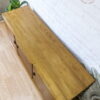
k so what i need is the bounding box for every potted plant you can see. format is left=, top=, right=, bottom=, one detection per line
left=6, top=0, right=28, bottom=11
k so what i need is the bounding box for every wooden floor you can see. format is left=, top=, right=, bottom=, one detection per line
left=3, top=6, right=95, bottom=100
left=0, top=21, right=43, bottom=100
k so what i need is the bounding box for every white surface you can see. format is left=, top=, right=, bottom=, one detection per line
left=21, top=0, right=100, bottom=81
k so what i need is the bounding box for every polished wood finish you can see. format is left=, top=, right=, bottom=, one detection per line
left=17, top=47, right=54, bottom=100
left=0, top=21, right=44, bottom=100
left=3, top=6, right=95, bottom=100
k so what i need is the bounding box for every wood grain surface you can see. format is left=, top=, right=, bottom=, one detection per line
left=0, top=21, right=44, bottom=100
left=3, top=6, right=95, bottom=100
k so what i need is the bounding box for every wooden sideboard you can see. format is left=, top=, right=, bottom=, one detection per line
left=2, top=6, right=95, bottom=100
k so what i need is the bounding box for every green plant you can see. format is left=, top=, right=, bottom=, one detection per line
left=6, top=0, right=28, bottom=11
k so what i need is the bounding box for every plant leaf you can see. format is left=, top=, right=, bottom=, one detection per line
left=6, top=0, right=28, bottom=11
left=7, top=3, right=12, bottom=11
left=20, top=1, right=28, bottom=7
left=11, top=0, right=20, bottom=8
